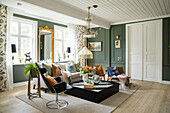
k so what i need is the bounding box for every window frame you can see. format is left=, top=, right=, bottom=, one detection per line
left=11, top=17, right=38, bottom=63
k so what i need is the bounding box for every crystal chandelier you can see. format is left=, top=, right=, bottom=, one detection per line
left=83, top=6, right=98, bottom=38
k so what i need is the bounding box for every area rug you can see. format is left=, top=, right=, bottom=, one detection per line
left=17, top=85, right=140, bottom=113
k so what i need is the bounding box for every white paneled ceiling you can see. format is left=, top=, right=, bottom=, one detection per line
left=61, top=0, right=170, bottom=24
left=1, top=0, right=170, bottom=28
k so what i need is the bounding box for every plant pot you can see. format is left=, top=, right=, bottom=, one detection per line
left=30, top=69, right=37, bottom=78
left=19, top=60, right=22, bottom=63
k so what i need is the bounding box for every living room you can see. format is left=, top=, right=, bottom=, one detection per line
left=0, top=0, right=170, bottom=113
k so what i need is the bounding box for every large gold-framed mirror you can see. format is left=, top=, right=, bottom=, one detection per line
left=38, top=26, right=53, bottom=63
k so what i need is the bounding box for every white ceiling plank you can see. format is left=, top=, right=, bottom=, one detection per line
left=152, top=0, right=163, bottom=16
left=163, top=0, right=170, bottom=14
left=158, top=0, right=167, bottom=14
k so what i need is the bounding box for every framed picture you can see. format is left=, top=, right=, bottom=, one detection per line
left=88, top=42, right=102, bottom=51
left=115, top=40, right=120, bottom=48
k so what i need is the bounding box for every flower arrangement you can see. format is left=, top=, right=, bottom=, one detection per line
left=80, top=66, right=93, bottom=74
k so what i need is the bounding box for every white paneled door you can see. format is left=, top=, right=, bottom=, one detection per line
left=126, top=20, right=162, bottom=82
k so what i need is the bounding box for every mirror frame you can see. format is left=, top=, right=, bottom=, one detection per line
left=38, top=26, right=54, bottom=63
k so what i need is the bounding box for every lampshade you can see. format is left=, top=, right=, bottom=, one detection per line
left=66, top=47, right=71, bottom=53
left=11, top=44, right=16, bottom=53
left=78, top=46, right=93, bottom=59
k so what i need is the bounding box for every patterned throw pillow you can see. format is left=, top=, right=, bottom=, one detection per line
left=108, top=66, right=120, bottom=77
left=67, top=65, right=76, bottom=73
left=52, top=64, right=62, bottom=77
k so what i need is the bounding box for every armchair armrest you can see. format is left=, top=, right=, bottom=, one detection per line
left=52, top=82, right=66, bottom=93
left=54, top=76, right=62, bottom=82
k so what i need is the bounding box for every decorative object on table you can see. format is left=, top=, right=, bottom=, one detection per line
left=11, top=44, right=16, bottom=63
left=78, top=46, right=93, bottom=66
left=83, top=5, right=98, bottom=38
left=18, top=58, right=24, bottom=63
left=115, top=40, right=120, bottom=48
left=24, top=63, right=41, bottom=99
left=88, top=42, right=102, bottom=51
left=80, top=66, right=93, bottom=83
left=84, top=83, right=94, bottom=88
left=24, top=52, right=32, bottom=63
left=66, top=47, right=71, bottom=60
left=92, top=75, right=100, bottom=84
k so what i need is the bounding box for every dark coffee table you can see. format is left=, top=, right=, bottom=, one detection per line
left=65, top=80, right=119, bottom=103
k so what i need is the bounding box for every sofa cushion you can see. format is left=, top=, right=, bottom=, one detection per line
left=52, top=64, right=62, bottom=77
left=67, top=65, right=76, bottom=73
left=108, top=66, right=120, bottom=77
left=42, top=63, right=52, bottom=76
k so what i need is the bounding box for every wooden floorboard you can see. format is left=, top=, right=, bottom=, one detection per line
left=0, top=80, right=170, bottom=113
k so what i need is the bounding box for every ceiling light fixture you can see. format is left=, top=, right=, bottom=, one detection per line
left=83, top=5, right=98, bottom=38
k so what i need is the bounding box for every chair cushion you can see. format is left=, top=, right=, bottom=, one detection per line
left=97, top=65, right=104, bottom=75
left=52, top=64, right=62, bottom=77
left=42, top=63, right=52, bottom=76
left=45, top=76, right=58, bottom=85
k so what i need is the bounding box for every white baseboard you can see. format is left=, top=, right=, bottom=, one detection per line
left=162, top=80, right=170, bottom=84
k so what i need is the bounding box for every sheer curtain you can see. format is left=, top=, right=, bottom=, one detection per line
left=6, top=7, right=13, bottom=90
left=67, top=24, right=78, bottom=63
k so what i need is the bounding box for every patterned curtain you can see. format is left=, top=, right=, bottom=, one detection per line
left=77, top=25, right=86, bottom=66
left=0, top=4, right=7, bottom=91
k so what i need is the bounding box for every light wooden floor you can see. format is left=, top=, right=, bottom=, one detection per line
left=0, top=80, right=170, bottom=113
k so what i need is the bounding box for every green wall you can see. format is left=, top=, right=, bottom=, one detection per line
left=87, top=28, right=109, bottom=72
left=163, top=17, right=170, bottom=81
left=87, top=25, right=126, bottom=72
left=110, top=25, right=126, bottom=71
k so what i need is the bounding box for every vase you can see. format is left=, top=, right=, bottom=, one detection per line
left=82, top=74, right=88, bottom=83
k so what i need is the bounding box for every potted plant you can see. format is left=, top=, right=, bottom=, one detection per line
left=24, top=63, right=39, bottom=78
left=18, top=58, right=24, bottom=63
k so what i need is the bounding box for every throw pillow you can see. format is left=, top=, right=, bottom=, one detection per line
left=67, top=65, right=76, bottom=73
left=74, top=62, right=81, bottom=72
left=56, top=63, right=66, bottom=71
left=97, top=65, right=104, bottom=76
left=45, top=76, right=57, bottom=85
left=61, top=73, right=70, bottom=83
left=113, top=66, right=120, bottom=75
left=108, top=66, right=120, bottom=77
left=42, top=63, right=52, bottom=76
left=52, top=64, right=62, bottom=77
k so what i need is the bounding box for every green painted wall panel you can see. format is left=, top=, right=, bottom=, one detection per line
left=163, top=17, right=170, bottom=81
left=87, top=27, right=109, bottom=72
left=110, top=24, right=126, bottom=71
left=13, top=65, right=27, bottom=83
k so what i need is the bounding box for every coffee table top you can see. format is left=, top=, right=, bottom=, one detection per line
left=70, top=80, right=116, bottom=92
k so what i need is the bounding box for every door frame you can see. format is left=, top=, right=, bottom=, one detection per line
left=126, top=19, right=162, bottom=83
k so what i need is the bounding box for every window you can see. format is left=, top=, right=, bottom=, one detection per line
left=10, top=17, right=37, bottom=63
left=54, top=26, right=68, bottom=62
left=54, top=25, right=77, bottom=62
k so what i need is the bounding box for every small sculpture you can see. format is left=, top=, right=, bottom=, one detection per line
left=24, top=52, right=32, bottom=63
